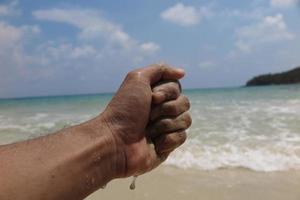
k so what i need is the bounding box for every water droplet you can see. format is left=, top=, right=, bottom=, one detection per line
left=130, top=175, right=138, bottom=190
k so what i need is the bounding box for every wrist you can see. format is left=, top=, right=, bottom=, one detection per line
left=82, top=114, right=127, bottom=179
left=97, top=113, right=128, bottom=178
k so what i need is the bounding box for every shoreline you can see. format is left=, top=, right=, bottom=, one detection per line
left=86, top=166, right=300, bottom=200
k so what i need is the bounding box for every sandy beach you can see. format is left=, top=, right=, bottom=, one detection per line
left=86, top=166, right=300, bottom=200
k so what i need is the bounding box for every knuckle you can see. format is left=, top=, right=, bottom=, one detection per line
left=162, top=90, right=178, bottom=100
left=169, top=81, right=179, bottom=90
left=126, top=70, right=142, bottom=80
left=152, top=63, right=168, bottom=72
left=167, top=89, right=179, bottom=100
left=153, top=81, right=180, bottom=100
left=163, top=83, right=180, bottom=98
left=126, top=71, right=137, bottom=79
left=183, top=112, right=192, bottom=128
left=177, top=131, right=187, bottom=145
left=158, top=118, right=172, bottom=130
left=182, top=95, right=191, bottom=110
left=170, top=105, right=179, bottom=115
left=152, top=63, right=165, bottom=69
left=163, top=103, right=178, bottom=115
left=171, top=84, right=181, bottom=97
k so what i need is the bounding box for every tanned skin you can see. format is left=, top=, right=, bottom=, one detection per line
left=0, top=64, right=191, bottom=200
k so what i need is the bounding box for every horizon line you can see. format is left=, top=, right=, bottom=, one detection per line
left=0, top=85, right=245, bottom=101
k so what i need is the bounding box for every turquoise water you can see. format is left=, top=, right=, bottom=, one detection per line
left=1, top=85, right=300, bottom=171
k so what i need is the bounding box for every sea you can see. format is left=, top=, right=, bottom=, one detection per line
left=1, top=85, right=300, bottom=172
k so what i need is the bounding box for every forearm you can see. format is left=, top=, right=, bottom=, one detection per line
left=0, top=64, right=189, bottom=200
left=0, top=116, right=121, bottom=200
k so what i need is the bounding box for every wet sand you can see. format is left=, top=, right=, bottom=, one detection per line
left=86, top=166, right=300, bottom=200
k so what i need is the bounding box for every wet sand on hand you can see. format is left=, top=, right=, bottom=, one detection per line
left=86, top=166, right=300, bottom=200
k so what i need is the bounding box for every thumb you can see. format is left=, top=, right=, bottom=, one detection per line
left=131, top=64, right=185, bottom=85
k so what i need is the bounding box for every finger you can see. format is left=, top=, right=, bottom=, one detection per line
left=126, top=64, right=185, bottom=85
left=147, top=112, right=192, bottom=139
left=154, top=131, right=187, bottom=156
left=152, top=80, right=182, bottom=104
left=150, top=95, right=190, bottom=121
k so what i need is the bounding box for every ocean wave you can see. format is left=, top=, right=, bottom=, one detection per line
left=27, top=113, right=49, bottom=121
left=168, top=96, right=300, bottom=172
left=0, top=113, right=95, bottom=144
left=165, top=140, right=300, bottom=172
left=0, top=122, right=60, bottom=133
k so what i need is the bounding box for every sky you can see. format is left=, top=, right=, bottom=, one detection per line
left=0, top=0, right=300, bottom=98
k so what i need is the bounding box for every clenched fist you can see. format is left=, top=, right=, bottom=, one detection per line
left=99, top=64, right=191, bottom=177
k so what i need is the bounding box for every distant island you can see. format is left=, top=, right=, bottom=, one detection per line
left=246, top=66, right=300, bottom=86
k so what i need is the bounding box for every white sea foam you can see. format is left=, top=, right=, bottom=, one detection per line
left=0, top=113, right=94, bottom=144
left=165, top=139, right=300, bottom=172
left=28, top=113, right=49, bottom=121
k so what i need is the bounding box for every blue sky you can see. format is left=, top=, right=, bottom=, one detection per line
left=0, top=0, right=300, bottom=98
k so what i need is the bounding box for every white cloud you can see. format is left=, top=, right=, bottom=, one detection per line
left=199, top=61, right=216, bottom=69
left=235, top=14, right=294, bottom=52
left=33, top=9, right=132, bottom=48
left=33, top=8, right=159, bottom=54
left=0, top=21, right=22, bottom=47
left=140, top=42, right=160, bottom=54
left=0, top=21, right=42, bottom=95
left=39, top=42, right=98, bottom=61
left=160, top=3, right=212, bottom=26
left=271, top=0, right=298, bottom=8
left=0, top=21, right=39, bottom=54
left=0, top=5, right=9, bottom=16
left=0, top=7, right=162, bottom=97
left=70, top=45, right=97, bottom=59
left=221, top=7, right=267, bottom=20
left=0, top=0, right=19, bottom=16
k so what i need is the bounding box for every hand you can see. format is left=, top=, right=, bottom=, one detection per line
left=99, top=64, right=191, bottom=178
left=149, top=80, right=191, bottom=160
